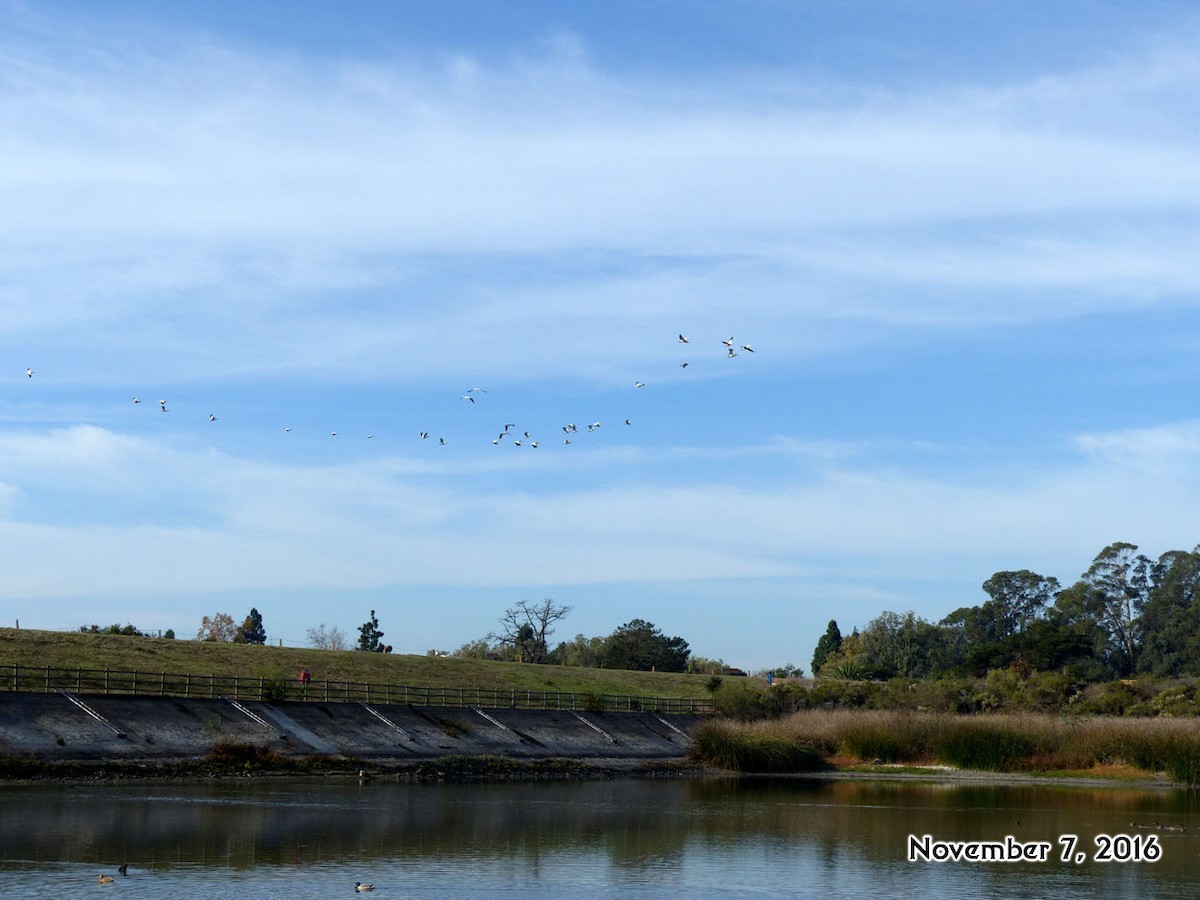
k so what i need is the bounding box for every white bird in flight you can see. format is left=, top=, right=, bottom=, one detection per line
left=678, top=334, right=689, bottom=344
left=208, top=414, right=217, bottom=422
left=635, top=381, right=645, bottom=388
left=25, top=368, right=32, bottom=378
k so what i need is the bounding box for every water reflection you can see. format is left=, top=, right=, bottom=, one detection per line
left=1, top=777, right=1198, bottom=897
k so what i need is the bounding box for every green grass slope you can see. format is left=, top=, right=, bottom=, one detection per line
left=0, top=629, right=713, bottom=699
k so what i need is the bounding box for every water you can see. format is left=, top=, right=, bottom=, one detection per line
left=1, top=776, right=1198, bottom=897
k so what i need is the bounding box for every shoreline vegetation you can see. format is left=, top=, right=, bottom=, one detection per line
left=690, top=710, right=1200, bottom=786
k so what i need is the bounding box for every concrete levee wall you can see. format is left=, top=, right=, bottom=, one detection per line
left=0, top=692, right=700, bottom=763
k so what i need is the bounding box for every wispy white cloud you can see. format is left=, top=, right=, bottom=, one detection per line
left=2, top=12, right=1200, bottom=387
left=1, top=420, right=1197, bottom=617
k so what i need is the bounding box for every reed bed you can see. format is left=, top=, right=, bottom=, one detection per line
left=690, top=710, right=1200, bottom=784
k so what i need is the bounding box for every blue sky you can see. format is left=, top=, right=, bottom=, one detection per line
left=3, top=1, right=1200, bottom=671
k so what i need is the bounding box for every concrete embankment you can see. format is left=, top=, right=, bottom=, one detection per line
left=0, top=692, right=700, bottom=767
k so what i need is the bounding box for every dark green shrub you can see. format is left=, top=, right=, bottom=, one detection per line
left=762, top=682, right=809, bottom=718
left=712, top=682, right=765, bottom=720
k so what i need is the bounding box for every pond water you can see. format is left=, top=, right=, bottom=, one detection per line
left=1, top=776, right=1198, bottom=897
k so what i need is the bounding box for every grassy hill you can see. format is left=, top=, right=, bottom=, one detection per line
left=0, top=629, right=715, bottom=699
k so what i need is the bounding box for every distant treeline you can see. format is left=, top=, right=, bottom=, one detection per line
left=457, top=613, right=700, bottom=673
left=814, top=541, right=1200, bottom=682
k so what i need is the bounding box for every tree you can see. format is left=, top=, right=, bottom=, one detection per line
left=812, top=620, right=843, bottom=675
left=1052, top=581, right=1114, bottom=679
left=306, top=623, right=347, bottom=651
left=853, top=611, right=947, bottom=679
left=1083, top=542, right=1151, bottom=674
left=498, top=599, right=572, bottom=664
left=548, top=633, right=608, bottom=668
left=1137, top=548, right=1200, bottom=677
left=197, top=612, right=237, bottom=642
left=686, top=655, right=729, bottom=675
left=603, top=619, right=690, bottom=672
left=236, top=607, right=267, bottom=645
left=453, top=637, right=498, bottom=660
left=980, top=570, right=1060, bottom=638
left=79, top=623, right=146, bottom=636
left=357, top=610, right=391, bottom=653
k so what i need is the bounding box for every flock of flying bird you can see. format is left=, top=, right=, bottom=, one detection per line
left=22, top=334, right=755, bottom=451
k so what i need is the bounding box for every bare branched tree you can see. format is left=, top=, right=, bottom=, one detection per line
left=497, top=599, right=572, bottom=663
left=306, top=622, right=347, bottom=651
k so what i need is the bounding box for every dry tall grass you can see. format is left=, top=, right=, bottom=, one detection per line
left=692, top=710, right=1200, bottom=784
